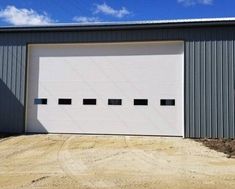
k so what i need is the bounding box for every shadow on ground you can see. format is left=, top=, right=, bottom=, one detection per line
left=0, top=134, right=20, bottom=140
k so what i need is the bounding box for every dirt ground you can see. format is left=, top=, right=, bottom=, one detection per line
left=0, top=135, right=235, bottom=189
left=197, top=139, right=235, bottom=158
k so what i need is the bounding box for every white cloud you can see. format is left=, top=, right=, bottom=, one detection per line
left=94, top=3, right=130, bottom=18
left=178, top=0, right=213, bottom=6
left=73, top=16, right=100, bottom=23
left=0, top=5, right=54, bottom=26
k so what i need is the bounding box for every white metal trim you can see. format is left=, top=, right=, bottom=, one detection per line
left=24, top=46, right=31, bottom=133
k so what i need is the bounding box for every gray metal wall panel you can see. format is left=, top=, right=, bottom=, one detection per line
left=223, top=41, right=229, bottom=138
left=195, top=41, right=201, bottom=138
left=200, top=41, right=206, bottom=138
left=0, top=26, right=234, bottom=138
left=211, top=41, right=218, bottom=138
left=189, top=41, right=195, bottom=137
left=217, top=40, right=223, bottom=137
left=205, top=40, right=212, bottom=138
left=0, top=45, right=25, bottom=133
left=229, top=40, right=234, bottom=137
left=185, top=42, right=190, bottom=137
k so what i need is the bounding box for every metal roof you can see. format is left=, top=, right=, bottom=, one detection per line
left=1, top=17, right=235, bottom=32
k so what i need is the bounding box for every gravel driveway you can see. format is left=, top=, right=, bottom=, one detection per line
left=0, top=135, right=235, bottom=189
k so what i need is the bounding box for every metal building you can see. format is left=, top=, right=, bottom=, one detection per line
left=0, top=18, right=234, bottom=138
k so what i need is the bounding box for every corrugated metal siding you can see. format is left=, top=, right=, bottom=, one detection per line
left=0, top=26, right=234, bottom=138
left=0, top=44, right=26, bottom=133
left=184, top=28, right=235, bottom=138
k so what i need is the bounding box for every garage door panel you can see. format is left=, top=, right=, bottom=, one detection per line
left=30, top=42, right=183, bottom=57
left=39, top=57, right=182, bottom=82
left=27, top=42, right=184, bottom=136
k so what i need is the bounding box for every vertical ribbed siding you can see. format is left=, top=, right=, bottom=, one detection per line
left=185, top=38, right=235, bottom=138
left=0, top=26, right=234, bottom=138
left=0, top=45, right=26, bottom=133
left=185, top=42, right=190, bottom=137
left=200, top=40, right=206, bottom=138
left=228, top=40, right=234, bottom=137
left=205, top=40, right=212, bottom=137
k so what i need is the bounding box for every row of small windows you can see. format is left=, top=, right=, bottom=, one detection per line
left=34, top=98, right=175, bottom=106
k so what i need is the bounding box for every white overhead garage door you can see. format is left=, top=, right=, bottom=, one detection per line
left=26, top=41, right=184, bottom=136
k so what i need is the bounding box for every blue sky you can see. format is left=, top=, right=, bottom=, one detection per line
left=0, top=0, right=234, bottom=26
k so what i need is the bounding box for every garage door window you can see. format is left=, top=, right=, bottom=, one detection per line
left=34, top=98, right=47, bottom=105
left=134, top=99, right=148, bottom=106
left=83, top=99, right=97, bottom=105
left=160, top=99, right=175, bottom=106
left=58, top=98, right=72, bottom=105
left=108, top=99, right=122, bottom=105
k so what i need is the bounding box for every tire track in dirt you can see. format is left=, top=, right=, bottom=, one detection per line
left=123, top=137, right=162, bottom=172
left=57, top=135, right=104, bottom=188
left=57, top=135, right=119, bottom=188
left=123, top=137, right=212, bottom=177
left=89, top=136, right=129, bottom=164
left=56, top=136, right=77, bottom=181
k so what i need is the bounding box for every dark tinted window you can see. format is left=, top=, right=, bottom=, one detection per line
left=108, top=99, right=122, bottom=105
left=160, top=99, right=175, bottom=106
left=58, top=98, right=72, bottom=105
left=134, top=99, right=148, bottom=106
left=34, top=98, right=47, bottom=105
left=83, top=99, right=96, bottom=105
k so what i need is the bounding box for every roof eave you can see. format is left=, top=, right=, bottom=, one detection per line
left=0, top=19, right=235, bottom=32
